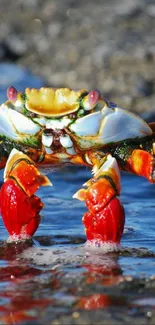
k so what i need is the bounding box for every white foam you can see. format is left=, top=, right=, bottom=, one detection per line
left=84, top=240, right=121, bottom=254
left=17, top=239, right=123, bottom=267
left=7, top=233, right=31, bottom=243
left=19, top=243, right=122, bottom=268
left=20, top=247, right=60, bottom=265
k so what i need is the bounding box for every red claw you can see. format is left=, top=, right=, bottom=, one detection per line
left=83, top=197, right=125, bottom=244
left=7, top=86, right=18, bottom=102
left=0, top=149, right=51, bottom=240
left=0, top=179, right=43, bottom=239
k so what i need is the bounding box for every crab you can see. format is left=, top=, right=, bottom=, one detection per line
left=0, top=86, right=155, bottom=243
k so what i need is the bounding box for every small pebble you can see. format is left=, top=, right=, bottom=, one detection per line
left=147, top=311, right=152, bottom=318
left=72, top=312, right=80, bottom=319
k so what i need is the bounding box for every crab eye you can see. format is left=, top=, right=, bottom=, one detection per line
left=7, top=86, right=18, bottom=102
left=88, top=89, right=101, bottom=108
left=82, top=89, right=101, bottom=111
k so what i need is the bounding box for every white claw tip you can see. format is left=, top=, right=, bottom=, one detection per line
left=72, top=192, right=78, bottom=199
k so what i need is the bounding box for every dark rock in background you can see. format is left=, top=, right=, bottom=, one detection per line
left=0, top=0, right=155, bottom=113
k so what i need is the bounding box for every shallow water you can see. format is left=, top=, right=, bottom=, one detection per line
left=0, top=65, right=155, bottom=324
left=0, top=167, right=155, bottom=324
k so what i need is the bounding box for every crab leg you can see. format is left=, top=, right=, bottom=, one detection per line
left=0, top=149, right=51, bottom=240
left=125, top=149, right=155, bottom=183
left=73, top=153, right=125, bottom=244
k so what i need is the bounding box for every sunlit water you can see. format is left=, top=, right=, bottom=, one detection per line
left=0, top=167, right=155, bottom=324
left=0, top=64, right=155, bottom=324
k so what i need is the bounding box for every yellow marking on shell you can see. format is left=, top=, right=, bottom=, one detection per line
left=24, top=88, right=87, bottom=117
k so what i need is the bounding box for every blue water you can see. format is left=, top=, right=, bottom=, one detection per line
left=0, top=63, right=44, bottom=103
left=0, top=65, right=155, bottom=324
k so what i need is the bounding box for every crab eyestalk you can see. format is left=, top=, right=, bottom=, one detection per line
left=7, top=86, right=18, bottom=102
left=88, top=89, right=101, bottom=108
left=82, top=89, right=102, bottom=110
left=0, top=149, right=51, bottom=240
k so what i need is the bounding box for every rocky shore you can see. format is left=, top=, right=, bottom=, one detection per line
left=0, top=0, right=155, bottom=113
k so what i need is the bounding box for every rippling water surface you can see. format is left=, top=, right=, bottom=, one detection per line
left=0, top=65, right=155, bottom=324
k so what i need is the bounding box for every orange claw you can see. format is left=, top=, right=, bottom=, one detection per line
left=0, top=149, right=51, bottom=240
left=126, top=149, right=155, bottom=183
left=85, top=178, right=117, bottom=214
left=4, top=149, right=51, bottom=196
left=74, top=178, right=117, bottom=214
